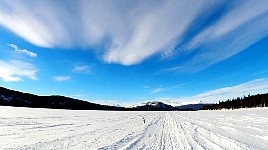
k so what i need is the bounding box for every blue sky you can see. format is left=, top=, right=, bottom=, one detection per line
left=0, top=0, right=268, bottom=106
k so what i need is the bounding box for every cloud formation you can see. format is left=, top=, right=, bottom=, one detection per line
left=8, top=43, right=37, bottom=57
left=181, top=1, right=268, bottom=71
left=178, top=78, right=268, bottom=103
left=53, top=76, right=70, bottom=81
left=151, top=84, right=183, bottom=94
left=0, top=1, right=268, bottom=69
left=72, top=65, right=90, bottom=74
left=151, top=88, right=164, bottom=94
left=0, top=60, right=37, bottom=82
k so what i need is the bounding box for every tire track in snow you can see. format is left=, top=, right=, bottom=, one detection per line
left=182, top=121, right=250, bottom=150
left=158, top=113, right=185, bottom=150
left=23, top=113, right=156, bottom=149
left=98, top=115, right=161, bottom=150
left=187, top=119, right=262, bottom=149
left=169, top=112, right=253, bottom=150
left=178, top=121, right=206, bottom=150
left=170, top=111, right=267, bottom=149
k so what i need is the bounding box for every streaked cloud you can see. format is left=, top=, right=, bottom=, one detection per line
left=0, top=0, right=267, bottom=70
left=154, top=66, right=182, bottom=75
left=8, top=43, right=37, bottom=57
left=103, top=0, right=205, bottom=65
left=0, top=60, right=37, bottom=82
left=143, top=86, right=150, bottom=89
left=151, top=84, right=183, bottom=94
left=176, top=78, right=268, bottom=103
left=164, top=66, right=181, bottom=73
left=151, top=88, right=164, bottom=94
left=180, top=1, right=268, bottom=72
left=248, top=70, right=268, bottom=77
left=53, top=76, right=70, bottom=81
left=72, top=65, right=90, bottom=74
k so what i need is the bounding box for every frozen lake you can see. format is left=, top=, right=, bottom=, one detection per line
left=1, top=106, right=268, bottom=149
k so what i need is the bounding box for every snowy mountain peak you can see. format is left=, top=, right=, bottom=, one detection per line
left=146, top=100, right=203, bottom=107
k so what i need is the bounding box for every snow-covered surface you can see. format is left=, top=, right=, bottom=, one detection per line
left=1, top=106, right=268, bottom=149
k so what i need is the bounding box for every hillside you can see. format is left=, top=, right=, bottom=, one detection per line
left=0, top=87, right=123, bottom=110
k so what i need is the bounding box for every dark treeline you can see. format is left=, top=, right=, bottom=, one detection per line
left=202, top=93, right=268, bottom=110
left=0, top=86, right=125, bottom=110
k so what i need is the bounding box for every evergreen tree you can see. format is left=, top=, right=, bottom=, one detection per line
left=202, top=93, right=268, bottom=110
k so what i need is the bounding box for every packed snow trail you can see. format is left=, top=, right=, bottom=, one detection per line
left=1, top=106, right=268, bottom=149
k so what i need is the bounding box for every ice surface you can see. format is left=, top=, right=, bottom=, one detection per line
left=1, top=106, right=268, bottom=149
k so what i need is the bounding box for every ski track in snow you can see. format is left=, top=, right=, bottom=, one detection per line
left=0, top=106, right=268, bottom=150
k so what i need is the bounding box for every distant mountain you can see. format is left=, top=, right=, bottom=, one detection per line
left=131, top=101, right=179, bottom=111
left=153, top=100, right=182, bottom=107
left=0, top=86, right=211, bottom=111
left=128, top=100, right=212, bottom=111
left=129, top=100, right=212, bottom=111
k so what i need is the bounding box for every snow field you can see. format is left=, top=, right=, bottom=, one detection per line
left=0, top=106, right=268, bottom=149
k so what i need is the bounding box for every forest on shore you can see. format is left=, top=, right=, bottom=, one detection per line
left=202, top=93, right=268, bottom=110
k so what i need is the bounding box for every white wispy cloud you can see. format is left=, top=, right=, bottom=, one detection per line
left=8, top=43, right=37, bottom=57
left=181, top=1, right=268, bottom=71
left=143, top=86, right=150, bottom=89
left=0, top=60, right=37, bottom=82
left=151, top=88, right=164, bottom=94
left=0, top=0, right=204, bottom=65
left=53, top=76, right=70, bottom=81
left=164, top=66, right=181, bottom=73
left=187, top=1, right=268, bottom=50
left=154, top=66, right=182, bottom=75
left=166, top=78, right=268, bottom=104
left=72, top=65, right=90, bottom=74
left=151, top=84, right=183, bottom=94
left=169, top=84, right=185, bottom=90
left=248, top=70, right=268, bottom=77
left=103, top=1, right=205, bottom=65
left=0, top=1, right=267, bottom=70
